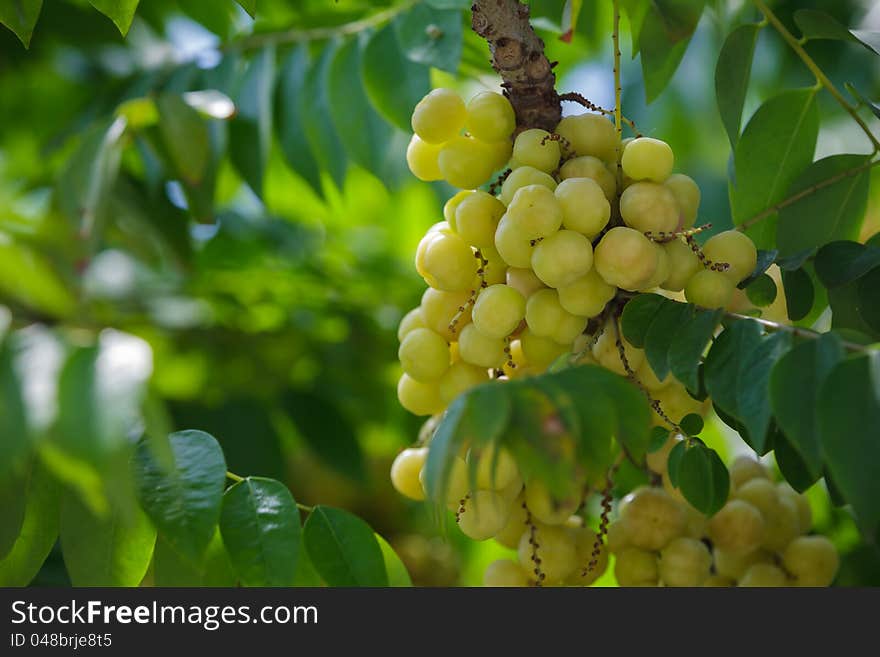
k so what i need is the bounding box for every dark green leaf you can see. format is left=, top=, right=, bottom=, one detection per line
left=857, top=268, right=880, bottom=333
left=733, top=89, right=819, bottom=248
left=818, top=353, right=880, bottom=543
left=777, top=154, right=872, bottom=257
left=621, top=0, right=649, bottom=56
left=277, top=46, right=323, bottom=194
left=738, top=249, right=779, bottom=289
left=0, top=340, right=29, bottom=477
left=394, top=3, right=462, bottom=73
left=89, top=0, right=139, bottom=35
left=668, top=307, right=722, bottom=392
left=229, top=46, right=275, bottom=197
left=794, top=9, right=857, bottom=43
left=639, top=3, right=698, bottom=103
left=220, top=477, right=301, bottom=587
left=715, top=23, right=760, bottom=147
left=0, top=460, right=31, bottom=559
left=0, top=0, right=42, bottom=47
left=132, top=430, right=227, bottom=563
left=852, top=30, right=880, bottom=56
left=648, top=426, right=671, bottom=452
left=303, top=506, right=387, bottom=586
left=773, top=430, right=820, bottom=493
left=745, top=274, right=778, bottom=307
left=782, top=267, right=815, bottom=322
left=153, top=529, right=236, bottom=586
left=299, top=42, right=346, bottom=190
left=704, top=318, right=762, bottom=419
left=362, top=24, right=430, bottom=131
left=828, top=278, right=880, bottom=339
left=376, top=534, right=412, bottom=587
left=620, top=293, right=666, bottom=348
left=283, top=389, right=365, bottom=482
left=0, top=459, right=60, bottom=586
left=814, top=241, right=880, bottom=288
left=60, top=494, right=156, bottom=586
left=680, top=414, right=704, bottom=436
left=644, top=300, right=691, bottom=381
left=845, top=83, right=880, bottom=121
left=156, top=93, right=210, bottom=186
left=677, top=443, right=729, bottom=515
left=769, top=333, right=844, bottom=478
left=666, top=439, right=687, bottom=486
left=736, top=331, right=792, bottom=453
left=235, top=0, right=256, bottom=17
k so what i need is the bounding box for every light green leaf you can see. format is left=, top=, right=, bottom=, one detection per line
left=156, top=93, right=211, bottom=186
left=153, top=529, right=236, bottom=586
left=0, top=339, right=30, bottom=477
left=0, top=460, right=32, bottom=559
left=229, top=46, right=275, bottom=197
left=715, top=23, right=760, bottom=147
left=0, top=0, right=42, bottom=47
left=277, top=46, right=323, bottom=194
left=0, top=238, right=77, bottom=318
left=639, top=0, right=705, bottom=102
left=89, top=0, right=140, bottom=35
left=303, top=506, right=387, bottom=587
left=376, top=534, right=412, bottom=587
left=298, top=42, right=346, bottom=190
left=394, top=3, right=462, bottom=73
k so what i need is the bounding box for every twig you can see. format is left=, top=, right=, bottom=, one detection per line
left=724, top=312, right=873, bottom=353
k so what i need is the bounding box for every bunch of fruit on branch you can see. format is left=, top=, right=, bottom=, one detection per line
left=391, top=87, right=837, bottom=586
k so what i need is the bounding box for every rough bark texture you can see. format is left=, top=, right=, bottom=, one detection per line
left=472, top=0, right=562, bottom=133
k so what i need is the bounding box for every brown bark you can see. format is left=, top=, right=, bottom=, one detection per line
left=471, top=0, right=562, bottom=133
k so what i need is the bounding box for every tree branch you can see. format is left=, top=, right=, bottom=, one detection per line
left=471, top=0, right=561, bottom=132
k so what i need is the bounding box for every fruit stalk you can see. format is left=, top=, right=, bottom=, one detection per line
left=471, top=0, right=562, bottom=132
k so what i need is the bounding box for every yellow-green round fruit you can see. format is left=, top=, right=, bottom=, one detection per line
left=438, top=136, right=496, bottom=189
left=512, top=128, right=561, bottom=173
left=605, top=521, right=630, bottom=554
left=454, top=191, right=506, bottom=248
left=531, top=230, right=594, bottom=289
left=477, top=244, right=508, bottom=286
left=621, top=137, right=674, bottom=182
left=734, top=478, right=780, bottom=520
left=557, top=268, right=616, bottom=318
left=636, top=359, right=671, bottom=393
left=619, top=486, right=688, bottom=551
left=411, top=88, right=466, bottom=144
left=390, top=447, right=428, bottom=500
left=664, top=173, right=700, bottom=228
left=555, top=113, right=617, bottom=161
left=591, top=324, right=645, bottom=376
left=438, top=361, right=489, bottom=405
left=659, top=537, right=712, bottom=587
left=713, top=548, right=772, bottom=580
left=443, top=190, right=472, bottom=224
left=645, top=432, right=683, bottom=474
left=420, top=455, right=468, bottom=506
left=559, top=156, right=616, bottom=200
left=466, top=91, right=516, bottom=143
left=685, top=269, right=735, bottom=309
left=494, top=496, right=529, bottom=548
left=729, top=455, right=770, bottom=490
left=554, top=177, right=611, bottom=238
left=702, top=230, right=758, bottom=283
left=762, top=495, right=802, bottom=553
left=620, top=182, right=681, bottom=233
left=642, top=242, right=670, bottom=290
left=458, top=323, right=506, bottom=369
left=469, top=444, right=520, bottom=491
left=397, top=374, right=444, bottom=416
left=518, top=523, right=578, bottom=582
left=420, top=287, right=471, bottom=342
left=566, top=533, right=609, bottom=586
left=704, top=575, right=735, bottom=587
left=486, top=138, right=514, bottom=171
left=507, top=184, right=564, bottom=239
left=398, top=327, right=450, bottom=382
left=738, top=563, right=789, bottom=587
left=483, top=559, right=529, bottom=587
left=472, top=284, right=526, bottom=339
left=708, top=499, right=765, bottom=555
left=406, top=135, right=443, bottom=181
left=614, top=548, right=659, bottom=586
left=777, top=483, right=812, bottom=533
left=494, top=214, right=533, bottom=268
left=499, top=166, right=557, bottom=205
left=415, top=229, right=475, bottom=292
left=397, top=307, right=426, bottom=342
left=525, top=478, right=582, bottom=525
left=783, top=536, right=839, bottom=587
left=506, top=267, right=546, bottom=298
left=458, top=490, right=512, bottom=541
left=519, top=328, right=569, bottom=369
left=661, top=238, right=701, bottom=291
left=594, top=227, right=660, bottom=291
left=525, top=289, right=573, bottom=339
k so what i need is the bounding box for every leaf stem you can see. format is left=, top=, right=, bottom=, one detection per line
left=226, top=471, right=314, bottom=512
left=226, top=471, right=244, bottom=483
left=738, top=157, right=880, bottom=231
left=724, top=312, right=873, bottom=352
left=753, top=0, right=880, bottom=153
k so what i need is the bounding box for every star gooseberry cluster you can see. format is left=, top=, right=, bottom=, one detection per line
left=390, top=88, right=836, bottom=586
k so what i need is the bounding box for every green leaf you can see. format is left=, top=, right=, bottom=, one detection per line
left=362, top=24, right=431, bottom=132
left=60, top=494, right=155, bottom=586
left=668, top=307, right=722, bottom=392
left=156, top=93, right=210, bottom=186
left=715, top=23, right=760, bottom=147
left=736, top=331, right=792, bottom=454
left=0, top=340, right=30, bottom=477
left=738, top=249, right=779, bottom=290
left=376, top=534, right=412, bottom=587
left=0, top=241, right=76, bottom=318
left=857, top=268, right=880, bottom=333
left=0, top=460, right=31, bottom=559
left=828, top=278, right=879, bottom=339
left=235, top=0, right=256, bottom=17
left=773, top=430, right=820, bottom=493
left=394, top=3, right=462, bottom=73
left=644, top=300, right=691, bottom=381
left=676, top=443, right=729, bottom=515
left=89, top=0, right=140, bottom=35
left=814, top=241, right=880, bottom=288
left=777, top=154, right=872, bottom=257
left=704, top=318, right=763, bottom=419
left=283, top=389, right=365, bottom=482
left=666, top=439, right=686, bottom=486
left=154, top=528, right=236, bottom=586
left=794, top=9, right=880, bottom=55
left=679, top=413, right=704, bottom=436
left=132, top=430, right=227, bottom=563
left=0, top=0, right=42, bottom=47
left=229, top=46, right=275, bottom=197
left=303, top=506, right=387, bottom=586
left=648, top=426, right=671, bottom=452
left=782, top=267, right=815, bottom=322
left=621, top=0, right=649, bottom=56
left=328, top=37, right=393, bottom=174
left=639, top=0, right=705, bottom=102
left=769, top=333, right=844, bottom=478
left=852, top=30, right=880, bottom=56
left=745, top=274, right=777, bottom=307
left=818, top=353, right=880, bottom=543
left=219, top=477, right=301, bottom=587
left=620, top=293, right=667, bottom=348
left=845, top=83, right=880, bottom=121
left=732, top=89, right=819, bottom=248
left=560, top=0, right=584, bottom=42
left=277, top=46, right=323, bottom=194
left=0, top=458, right=60, bottom=586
